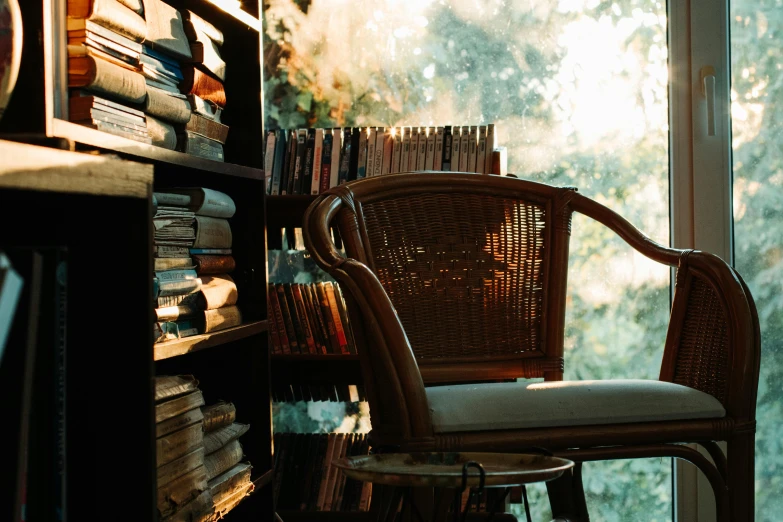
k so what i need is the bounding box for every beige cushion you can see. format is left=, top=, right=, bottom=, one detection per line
left=427, top=379, right=726, bottom=433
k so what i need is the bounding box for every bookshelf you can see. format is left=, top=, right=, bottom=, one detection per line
left=0, top=0, right=274, bottom=518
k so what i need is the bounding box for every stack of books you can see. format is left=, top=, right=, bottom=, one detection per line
left=178, top=10, right=230, bottom=161
left=202, top=404, right=254, bottom=518
left=265, top=124, right=505, bottom=195
left=65, top=0, right=231, bottom=159
left=66, top=0, right=151, bottom=143
left=153, top=188, right=241, bottom=343
left=273, top=432, right=371, bottom=512
left=137, top=0, right=193, bottom=149
left=268, top=282, right=355, bottom=356
left=155, top=375, right=210, bottom=520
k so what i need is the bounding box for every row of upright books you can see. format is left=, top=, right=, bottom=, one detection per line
left=268, top=282, right=356, bottom=356
left=152, top=187, right=240, bottom=343
left=271, top=383, right=367, bottom=404
left=67, top=0, right=229, bottom=160
left=265, top=124, right=503, bottom=195
left=155, top=375, right=253, bottom=521
left=274, top=433, right=371, bottom=512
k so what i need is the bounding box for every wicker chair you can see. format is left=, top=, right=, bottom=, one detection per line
left=302, top=173, right=760, bottom=522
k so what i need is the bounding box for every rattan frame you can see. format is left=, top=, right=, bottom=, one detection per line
left=302, top=173, right=760, bottom=521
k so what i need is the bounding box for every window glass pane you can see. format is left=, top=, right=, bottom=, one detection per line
left=265, top=0, right=671, bottom=518
left=730, top=2, right=783, bottom=520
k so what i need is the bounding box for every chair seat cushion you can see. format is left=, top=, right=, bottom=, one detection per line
left=426, top=379, right=726, bottom=433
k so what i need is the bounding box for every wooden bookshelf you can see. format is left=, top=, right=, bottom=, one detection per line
left=154, top=321, right=269, bottom=361
left=276, top=510, right=371, bottom=521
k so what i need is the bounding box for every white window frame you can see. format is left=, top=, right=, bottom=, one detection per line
left=669, top=0, right=733, bottom=519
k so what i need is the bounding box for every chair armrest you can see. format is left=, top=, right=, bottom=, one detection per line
left=303, top=193, right=434, bottom=441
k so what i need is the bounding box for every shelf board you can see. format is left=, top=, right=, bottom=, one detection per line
left=204, top=0, right=262, bottom=32
left=50, top=119, right=263, bottom=179
left=154, top=321, right=268, bottom=361
left=271, top=353, right=362, bottom=385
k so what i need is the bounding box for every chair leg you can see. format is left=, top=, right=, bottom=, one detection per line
left=727, top=433, right=755, bottom=522
left=546, top=462, right=589, bottom=522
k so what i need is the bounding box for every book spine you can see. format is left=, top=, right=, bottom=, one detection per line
left=311, top=128, right=323, bottom=195
left=467, top=125, right=478, bottom=172
left=202, top=305, right=242, bottom=332
left=485, top=123, right=495, bottom=174
left=433, top=126, right=444, bottom=171
left=301, top=128, right=316, bottom=195
left=365, top=128, right=376, bottom=178
left=193, top=216, right=232, bottom=249
left=268, top=284, right=291, bottom=354
left=155, top=277, right=202, bottom=298
left=442, top=125, right=453, bottom=171
left=277, top=285, right=301, bottom=354
left=337, top=128, right=352, bottom=184
left=291, top=129, right=307, bottom=194
left=416, top=127, right=427, bottom=170
left=381, top=128, right=393, bottom=175
left=263, top=130, right=276, bottom=184
left=291, top=284, right=317, bottom=354
left=305, top=284, right=329, bottom=354
left=278, top=283, right=309, bottom=354
left=348, top=127, right=361, bottom=181
left=329, top=128, right=342, bottom=187
left=202, top=401, right=236, bottom=432
left=476, top=124, right=487, bottom=174
left=391, top=127, right=402, bottom=173
left=282, top=129, right=297, bottom=195
left=316, top=282, right=340, bottom=354
left=373, top=127, right=385, bottom=177
left=451, top=126, right=461, bottom=171
left=144, top=87, right=192, bottom=123
left=355, top=127, right=368, bottom=179
left=408, top=127, right=419, bottom=170
left=155, top=268, right=198, bottom=281
left=155, top=304, right=199, bottom=322
left=204, top=439, right=244, bottom=481
left=400, top=126, right=411, bottom=173
left=425, top=126, right=436, bottom=170
left=459, top=125, right=470, bottom=171
left=192, top=254, right=235, bottom=275
left=325, top=283, right=349, bottom=354
left=267, top=289, right=283, bottom=354
left=154, top=256, right=193, bottom=271
left=270, top=129, right=287, bottom=195
left=316, top=434, right=336, bottom=510
left=333, top=283, right=356, bottom=353
left=319, top=130, right=333, bottom=194
left=185, top=112, right=230, bottom=144
left=177, top=132, right=224, bottom=161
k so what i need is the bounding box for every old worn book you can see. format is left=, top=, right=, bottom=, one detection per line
left=69, top=105, right=147, bottom=132
left=155, top=304, right=199, bottom=322
left=67, top=37, right=138, bottom=68
left=180, top=66, right=226, bottom=108
left=161, top=188, right=236, bottom=218
left=187, top=94, right=222, bottom=123
left=157, top=464, right=208, bottom=518
left=155, top=375, right=199, bottom=402
left=193, top=217, right=231, bottom=249
left=70, top=92, right=145, bottom=120
left=185, top=31, right=226, bottom=81
left=182, top=10, right=224, bottom=46
left=67, top=0, right=146, bottom=42
left=192, top=255, right=234, bottom=275
left=160, top=489, right=213, bottom=522
left=68, top=55, right=146, bottom=104
left=199, top=274, right=237, bottom=309
left=201, top=401, right=236, bottom=432
left=212, top=480, right=253, bottom=520
left=155, top=245, right=191, bottom=258
left=324, top=282, right=349, bottom=354
left=156, top=390, right=205, bottom=423
left=177, top=131, right=224, bottom=162
left=204, top=439, right=243, bottom=481
left=157, top=447, right=205, bottom=488
left=183, top=112, right=229, bottom=144
left=156, top=406, right=204, bottom=438
left=143, top=88, right=192, bottom=124
left=157, top=422, right=204, bottom=466
left=154, top=257, right=192, bottom=272
left=203, top=423, right=249, bottom=455
left=153, top=277, right=202, bottom=299
left=141, top=0, right=191, bottom=61
left=208, top=463, right=252, bottom=507
left=268, top=284, right=290, bottom=354
left=202, top=305, right=241, bottom=333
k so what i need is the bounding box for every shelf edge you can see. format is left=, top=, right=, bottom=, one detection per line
left=154, top=320, right=268, bottom=361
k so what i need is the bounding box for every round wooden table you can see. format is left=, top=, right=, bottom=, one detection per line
left=333, top=452, right=574, bottom=522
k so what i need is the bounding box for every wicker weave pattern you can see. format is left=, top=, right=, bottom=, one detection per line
left=361, top=192, right=547, bottom=360
left=673, top=275, right=730, bottom=403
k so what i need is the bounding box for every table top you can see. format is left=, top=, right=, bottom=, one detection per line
left=333, top=452, right=574, bottom=488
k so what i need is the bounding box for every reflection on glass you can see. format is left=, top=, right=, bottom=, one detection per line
left=265, top=0, right=671, bottom=518
left=731, top=3, right=783, bottom=520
